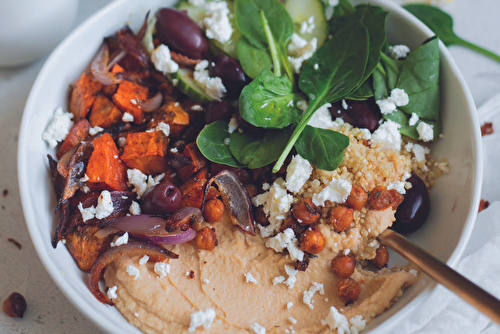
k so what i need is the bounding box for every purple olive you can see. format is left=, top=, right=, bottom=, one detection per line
left=155, top=8, right=208, bottom=59
left=208, top=55, right=248, bottom=98
left=332, top=98, right=382, bottom=132
left=141, top=182, right=182, bottom=215
left=392, top=173, right=430, bottom=234
left=205, top=100, right=233, bottom=124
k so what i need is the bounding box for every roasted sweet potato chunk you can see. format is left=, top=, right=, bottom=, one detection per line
left=57, top=119, right=91, bottom=159
left=64, top=225, right=111, bottom=272
left=89, top=94, right=123, bottom=128
left=69, top=72, right=102, bottom=121
left=148, top=102, right=190, bottom=138
left=112, top=80, right=148, bottom=124
left=86, top=133, right=128, bottom=191
left=121, top=131, right=169, bottom=175
left=180, top=167, right=208, bottom=209
left=176, top=142, right=207, bottom=182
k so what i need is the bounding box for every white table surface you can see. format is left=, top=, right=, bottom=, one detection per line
left=1, top=0, right=500, bottom=333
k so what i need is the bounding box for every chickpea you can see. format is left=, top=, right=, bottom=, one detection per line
left=205, top=186, right=220, bottom=201
left=299, top=227, right=324, bottom=254
left=195, top=227, right=218, bottom=250
left=203, top=199, right=225, bottom=223
left=328, top=206, right=354, bottom=232
left=280, top=216, right=306, bottom=237
left=370, top=245, right=389, bottom=269
left=245, top=184, right=258, bottom=199
left=336, top=278, right=361, bottom=305
left=331, top=256, right=356, bottom=278
left=346, top=185, right=368, bottom=210
left=389, top=189, right=404, bottom=210
left=292, top=198, right=320, bottom=226
left=368, top=186, right=392, bottom=210
left=253, top=206, right=269, bottom=226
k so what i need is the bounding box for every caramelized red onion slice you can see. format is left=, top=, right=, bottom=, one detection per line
left=107, top=49, right=127, bottom=71
left=138, top=91, right=162, bottom=112
left=165, top=207, right=203, bottom=232
left=89, top=242, right=178, bottom=305
left=203, top=170, right=255, bottom=235
left=91, top=44, right=121, bottom=85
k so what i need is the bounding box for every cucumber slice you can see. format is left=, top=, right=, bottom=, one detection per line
left=282, top=0, right=328, bottom=47
left=170, top=68, right=213, bottom=104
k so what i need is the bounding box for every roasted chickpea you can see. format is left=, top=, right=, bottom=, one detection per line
left=328, top=206, right=354, bottom=232
left=299, top=227, right=324, bottom=254
left=253, top=206, right=269, bottom=226
left=336, top=278, right=361, bottom=305
left=370, top=245, right=389, bottom=269
left=389, top=189, right=404, bottom=210
left=331, top=256, right=356, bottom=278
left=195, top=227, right=218, bottom=250
left=368, top=186, right=392, bottom=210
left=205, top=186, right=220, bottom=201
left=292, top=198, right=320, bottom=226
left=346, top=185, right=368, bottom=210
left=280, top=216, right=306, bottom=237
left=203, top=199, right=225, bottom=223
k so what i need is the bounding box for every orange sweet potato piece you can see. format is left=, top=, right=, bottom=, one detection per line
left=148, top=102, right=189, bottom=138
left=64, top=225, right=111, bottom=272
left=121, top=131, right=169, bottom=175
left=57, top=119, right=91, bottom=159
left=86, top=133, right=128, bottom=191
left=180, top=167, right=208, bottom=209
left=176, top=142, right=207, bottom=182
left=111, top=64, right=125, bottom=73
left=69, top=72, right=102, bottom=121
left=112, top=80, right=148, bottom=124
left=89, top=95, right=123, bottom=128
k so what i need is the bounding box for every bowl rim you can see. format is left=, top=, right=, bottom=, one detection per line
left=17, top=0, right=482, bottom=333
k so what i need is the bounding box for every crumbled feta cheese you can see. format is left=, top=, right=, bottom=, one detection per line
left=250, top=322, right=266, bottom=334
left=312, top=178, right=352, bottom=207
left=300, top=16, right=315, bottom=34
left=107, top=286, right=118, bottom=300
left=287, top=33, right=318, bottom=74
left=126, top=265, right=141, bottom=280
left=245, top=272, right=258, bottom=284
left=118, top=137, right=127, bottom=147
left=409, top=269, right=418, bottom=277
left=371, top=120, right=402, bottom=151
left=228, top=117, right=238, bottom=134
left=111, top=232, right=129, bottom=247
left=96, top=190, right=114, bottom=219
left=388, top=44, right=411, bottom=60
left=42, top=107, right=74, bottom=148
left=297, top=100, right=308, bottom=112
left=302, top=282, right=324, bottom=309
left=129, top=201, right=141, bottom=215
left=189, top=308, right=216, bottom=332
left=78, top=202, right=96, bottom=222
left=387, top=180, right=406, bottom=194
left=80, top=185, right=90, bottom=193
left=321, top=306, right=350, bottom=334
left=147, top=121, right=171, bottom=137
left=127, top=169, right=164, bottom=198
left=262, top=183, right=270, bottom=191
left=313, top=63, right=319, bottom=70
left=349, top=315, right=366, bottom=334
left=307, top=103, right=335, bottom=129
left=134, top=312, right=139, bottom=317
left=170, top=147, right=178, bottom=153
left=408, top=112, right=419, bottom=126
left=139, top=255, right=149, bottom=265
left=152, top=44, right=179, bottom=74
left=390, top=88, right=409, bottom=107
left=266, top=228, right=304, bottom=261
left=273, top=276, right=285, bottom=285
left=285, top=155, right=312, bottom=193
left=287, top=302, right=293, bottom=309
left=188, top=0, right=204, bottom=5
left=122, top=112, right=134, bottom=122
left=89, top=126, right=104, bottom=136
left=80, top=174, right=89, bottom=183
left=416, top=121, right=434, bottom=142
left=194, top=60, right=226, bottom=100
left=202, top=1, right=233, bottom=44
left=284, top=265, right=299, bottom=289
left=154, top=262, right=170, bottom=278
left=289, top=317, right=298, bottom=324
left=203, top=279, right=210, bottom=284
left=342, top=99, right=348, bottom=110
left=352, top=128, right=372, bottom=140
left=405, top=142, right=430, bottom=162
left=343, top=249, right=350, bottom=256
left=376, top=99, right=397, bottom=115
left=130, top=99, right=138, bottom=105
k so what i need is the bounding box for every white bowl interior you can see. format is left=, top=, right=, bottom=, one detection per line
left=18, top=0, right=482, bottom=333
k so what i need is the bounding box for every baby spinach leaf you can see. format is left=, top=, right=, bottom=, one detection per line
left=229, top=127, right=291, bottom=169
left=372, top=53, right=404, bottom=101
left=236, top=37, right=272, bottom=79
left=346, top=79, right=373, bottom=100
left=333, top=0, right=355, bottom=17
left=404, top=4, right=500, bottom=63
left=196, top=121, right=244, bottom=167
left=239, top=69, right=304, bottom=129
left=295, top=125, right=349, bottom=171
left=384, top=109, right=442, bottom=141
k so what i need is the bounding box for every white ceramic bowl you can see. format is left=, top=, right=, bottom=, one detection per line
left=18, top=0, right=482, bottom=333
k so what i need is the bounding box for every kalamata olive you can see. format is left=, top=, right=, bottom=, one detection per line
left=332, top=98, right=382, bottom=132
left=141, top=182, right=182, bottom=215
left=205, top=100, right=233, bottom=124
left=392, top=173, right=430, bottom=234
left=155, top=8, right=208, bottom=59
left=209, top=55, right=248, bottom=98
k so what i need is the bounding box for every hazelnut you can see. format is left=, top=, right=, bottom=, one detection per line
left=328, top=206, right=354, bottom=232
left=370, top=245, right=389, bottom=269
left=203, top=198, right=225, bottom=223
left=336, top=278, right=361, bottom=305
left=3, top=292, right=27, bottom=318
left=299, top=227, right=324, bottom=254
left=331, top=256, right=356, bottom=278
left=195, top=227, right=218, bottom=250
left=292, top=198, right=320, bottom=226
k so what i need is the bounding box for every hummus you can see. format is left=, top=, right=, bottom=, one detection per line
left=104, top=213, right=418, bottom=334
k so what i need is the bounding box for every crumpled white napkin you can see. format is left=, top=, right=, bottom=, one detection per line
left=386, top=93, right=500, bottom=334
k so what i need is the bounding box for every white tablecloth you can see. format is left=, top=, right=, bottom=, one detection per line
left=1, top=0, right=500, bottom=333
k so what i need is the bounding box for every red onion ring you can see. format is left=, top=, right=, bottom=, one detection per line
left=89, top=242, right=178, bottom=305
left=107, top=49, right=127, bottom=71
left=91, top=44, right=121, bottom=85
left=138, top=91, right=162, bottom=112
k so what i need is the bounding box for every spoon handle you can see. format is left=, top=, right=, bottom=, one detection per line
left=378, top=229, right=500, bottom=325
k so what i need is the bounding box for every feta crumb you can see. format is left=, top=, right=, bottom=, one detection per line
left=202, top=1, right=233, bottom=44
left=172, top=78, right=179, bottom=86
left=89, top=126, right=104, bottom=136
left=96, top=190, right=114, bottom=219
left=321, top=306, right=350, bottom=334
left=342, top=99, right=348, bottom=110
left=127, top=169, right=163, bottom=198
left=371, top=120, right=402, bottom=151
left=130, top=99, right=138, bottom=105
left=80, top=185, right=90, bottom=193
left=122, top=112, right=134, bottom=122
left=42, top=107, right=74, bottom=148
left=129, top=201, right=141, bottom=215
left=376, top=99, right=397, bottom=115
left=376, top=88, right=409, bottom=115
left=416, top=121, right=434, bottom=142
left=349, top=315, right=366, bottom=334
left=107, top=286, right=118, bottom=300
left=262, top=183, right=270, bottom=191
left=266, top=228, right=304, bottom=261
left=249, top=322, right=266, bottom=334
left=312, top=178, right=352, bottom=207
left=297, top=100, right=308, bottom=112
left=287, top=302, right=293, bottom=309
left=154, top=262, right=171, bottom=278
left=194, top=60, right=226, bottom=100
left=388, top=44, right=411, bottom=60
left=189, top=0, right=204, bottom=5
left=111, top=232, right=129, bottom=247
left=287, top=33, right=318, bottom=74
left=118, top=137, right=127, bottom=147
left=78, top=202, right=96, bottom=222
left=245, top=272, right=258, bottom=284
left=285, top=155, right=312, bottom=193
left=126, top=265, right=140, bottom=280
left=204, top=279, right=210, bottom=284
left=307, top=103, right=335, bottom=129
left=300, top=16, right=315, bottom=34
left=408, top=112, right=419, bottom=126
left=408, top=143, right=430, bottom=162
left=228, top=117, right=239, bottom=134
left=273, top=276, right=285, bottom=285
left=343, top=249, right=350, bottom=255
left=147, top=121, right=171, bottom=137
left=284, top=265, right=299, bottom=289
left=289, top=317, right=297, bottom=324
left=139, top=255, right=149, bottom=265
left=409, top=269, right=418, bottom=277
left=152, top=44, right=179, bottom=74
left=189, top=308, right=216, bottom=332
left=135, top=312, right=139, bottom=317
left=313, top=63, right=319, bottom=70
left=302, top=282, right=324, bottom=309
